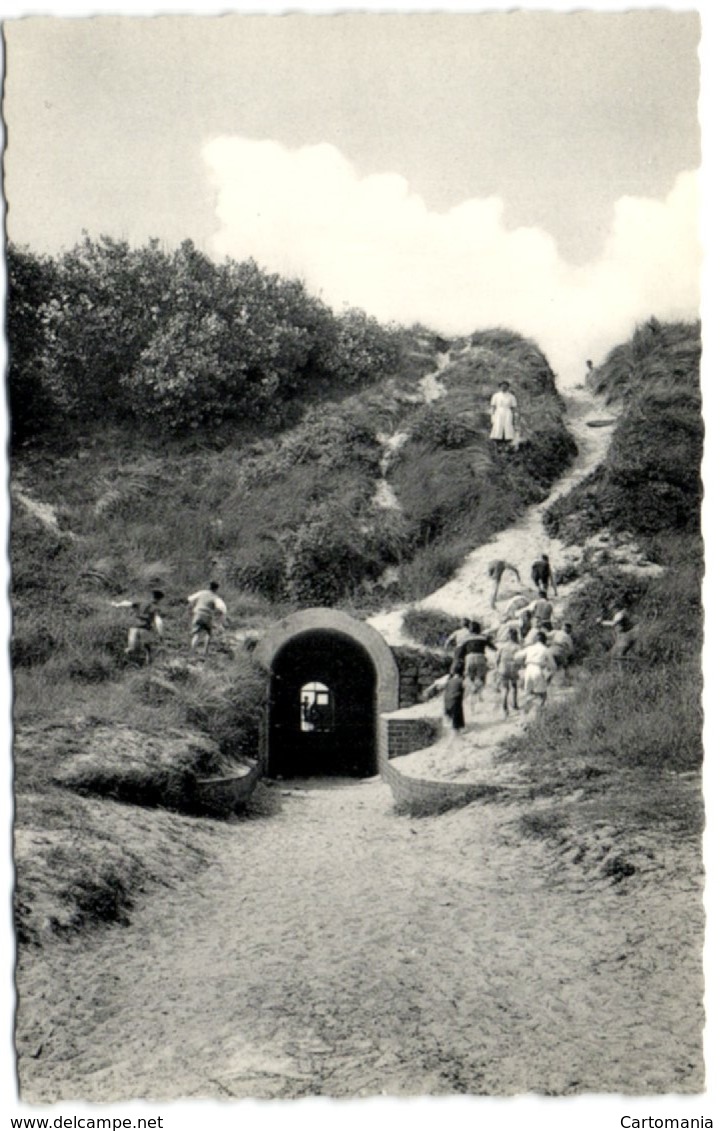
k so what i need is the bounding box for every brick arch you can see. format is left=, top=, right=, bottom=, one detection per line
left=255, top=608, right=399, bottom=775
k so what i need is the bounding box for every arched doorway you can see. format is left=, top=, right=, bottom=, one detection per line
left=255, top=609, right=399, bottom=779
left=269, top=629, right=376, bottom=777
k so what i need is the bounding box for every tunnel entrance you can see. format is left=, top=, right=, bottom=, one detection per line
left=269, top=629, right=377, bottom=778
left=256, top=609, right=399, bottom=780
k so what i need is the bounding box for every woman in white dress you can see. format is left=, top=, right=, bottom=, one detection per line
left=489, top=380, right=518, bottom=442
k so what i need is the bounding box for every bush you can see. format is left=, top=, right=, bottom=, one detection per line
left=232, top=542, right=288, bottom=602
left=317, top=308, right=403, bottom=387
left=11, top=624, right=57, bottom=668
left=285, top=504, right=375, bottom=605
left=65, top=651, right=118, bottom=684
left=6, top=245, right=59, bottom=445
left=397, top=539, right=472, bottom=601
left=548, top=319, right=701, bottom=543
left=402, top=608, right=459, bottom=649
left=407, top=405, right=474, bottom=449
left=179, top=653, right=267, bottom=760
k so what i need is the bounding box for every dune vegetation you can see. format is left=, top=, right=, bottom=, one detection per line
left=501, top=318, right=703, bottom=845
left=10, top=233, right=703, bottom=948
left=9, top=236, right=577, bottom=944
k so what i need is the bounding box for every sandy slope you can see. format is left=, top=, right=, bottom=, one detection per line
left=16, top=778, right=703, bottom=1101
left=368, top=382, right=666, bottom=784
left=368, top=386, right=619, bottom=645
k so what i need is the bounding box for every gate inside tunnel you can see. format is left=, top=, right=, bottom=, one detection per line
left=255, top=609, right=400, bottom=779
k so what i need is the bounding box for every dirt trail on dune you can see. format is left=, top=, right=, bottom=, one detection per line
left=17, top=778, right=703, bottom=1101
left=368, top=386, right=619, bottom=645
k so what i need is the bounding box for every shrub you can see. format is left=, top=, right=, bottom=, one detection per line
left=232, top=542, right=288, bottom=602
left=6, top=244, right=59, bottom=444
left=407, top=405, right=473, bottom=449
left=397, top=539, right=472, bottom=600
left=285, top=504, right=375, bottom=605
left=402, top=608, right=459, bottom=649
left=547, top=319, right=701, bottom=543
left=179, top=653, right=267, bottom=760
left=9, top=235, right=409, bottom=442
left=11, top=623, right=57, bottom=668
left=65, top=651, right=118, bottom=684
left=317, top=308, right=403, bottom=387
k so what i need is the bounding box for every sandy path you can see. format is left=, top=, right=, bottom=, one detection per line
left=368, top=386, right=617, bottom=645
left=17, top=778, right=703, bottom=1101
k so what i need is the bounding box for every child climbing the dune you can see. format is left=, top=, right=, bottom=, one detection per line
left=444, top=617, right=473, bottom=653
left=530, top=592, right=555, bottom=633
left=548, top=621, right=575, bottom=681
left=113, top=588, right=165, bottom=665
left=598, top=608, right=638, bottom=665
left=516, top=630, right=556, bottom=715
left=443, top=661, right=466, bottom=739
left=531, top=553, right=557, bottom=598
left=487, top=559, right=521, bottom=608
left=454, top=619, right=497, bottom=711
left=187, top=581, right=227, bottom=658
left=495, top=626, right=520, bottom=716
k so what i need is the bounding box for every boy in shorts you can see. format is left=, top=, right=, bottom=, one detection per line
left=495, top=626, right=520, bottom=715
left=187, top=582, right=227, bottom=658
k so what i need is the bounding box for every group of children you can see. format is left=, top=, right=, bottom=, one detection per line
left=112, top=582, right=228, bottom=664
left=427, top=553, right=575, bottom=736
left=436, top=610, right=574, bottom=735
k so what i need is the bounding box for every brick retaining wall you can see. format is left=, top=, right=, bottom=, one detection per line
left=381, top=756, right=502, bottom=813
left=392, top=646, right=450, bottom=708
left=385, top=716, right=441, bottom=760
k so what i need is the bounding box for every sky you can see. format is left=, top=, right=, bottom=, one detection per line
left=2, top=7, right=703, bottom=385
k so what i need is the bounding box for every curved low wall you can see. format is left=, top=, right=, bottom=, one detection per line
left=381, top=757, right=503, bottom=814
left=195, top=762, right=262, bottom=816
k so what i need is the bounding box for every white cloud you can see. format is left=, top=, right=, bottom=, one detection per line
left=204, top=136, right=700, bottom=387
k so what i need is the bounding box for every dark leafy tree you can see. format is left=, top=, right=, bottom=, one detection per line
left=8, top=235, right=404, bottom=439
left=37, top=235, right=172, bottom=419
left=6, top=244, right=58, bottom=444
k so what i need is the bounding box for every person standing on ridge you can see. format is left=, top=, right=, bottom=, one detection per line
left=489, top=380, right=518, bottom=445
left=187, top=581, right=227, bottom=658
left=487, top=558, right=521, bottom=608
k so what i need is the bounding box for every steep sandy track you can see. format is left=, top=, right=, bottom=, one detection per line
left=368, top=386, right=617, bottom=644
left=17, top=779, right=702, bottom=1101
